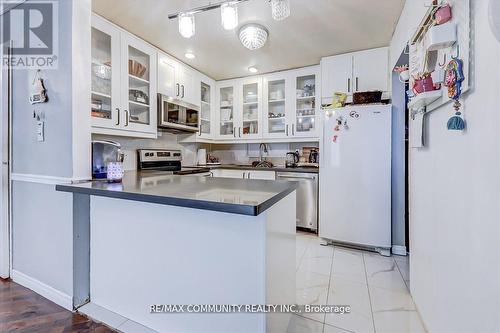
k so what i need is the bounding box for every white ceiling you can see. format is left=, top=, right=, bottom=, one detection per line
left=92, top=0, right=405, bottom=80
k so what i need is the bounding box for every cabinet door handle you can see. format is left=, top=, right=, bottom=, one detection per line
left=242, top=172, right=246, bottom=179
left=239, top=127, right=241, bottom=138
left=233, top=127, right=236, bottom=138
left=176, top=83, right=180, bottom=97
left=355, top=77, right=359, bottom=91
left=199, top=124, right=202, bottom=136
left=347, top=78, right=351, bottom=93
left=247, top=172, right=251, bottom=179
left=124, top=110, right=129, bottom=126
left=292, top=124, right=295, bottom=136
left=286, top=124, right=289, bottom=136
left=115, top=108, right=120, bottom=126
left=181, top=85, right=185, bottom=98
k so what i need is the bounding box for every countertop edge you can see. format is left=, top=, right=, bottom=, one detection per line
left=55, top=183, right=297, bottom=217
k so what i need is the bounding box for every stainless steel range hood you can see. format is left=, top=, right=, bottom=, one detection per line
left=157, top=94, right=200, bottom=133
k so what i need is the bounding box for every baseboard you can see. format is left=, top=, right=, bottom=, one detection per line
left=11, top=269, right=73, bottom=310
left=392, top=245, right=407, bottom=256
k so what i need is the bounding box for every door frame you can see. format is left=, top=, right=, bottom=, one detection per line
left=0, top=42, right=12, bottom=279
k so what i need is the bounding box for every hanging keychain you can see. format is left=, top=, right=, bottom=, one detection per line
left=444, top=46, right=465, bottom=130
left=30, top=70, right=48, bottom=104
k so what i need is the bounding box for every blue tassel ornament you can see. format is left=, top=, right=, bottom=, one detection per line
left=444, top=58, right=466, bottom=131
left=447, top=112, right=465, bottom=130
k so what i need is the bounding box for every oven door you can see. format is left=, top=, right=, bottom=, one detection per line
left=158, top=94, right=199, bottom=133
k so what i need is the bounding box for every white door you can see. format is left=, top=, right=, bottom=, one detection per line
left=320, top=54, right=353, bottom=101
left=199, top=80, right=213, bottom=139
left=121, top=33, right=157, bottom=135
left=292, top=68, right=320, bottom=138
left=263, top=72, right=290, bottom=139
left=157, top=53, right=177, bottom=97
left=352, top=47, right=389, bottom=93
left=91, top=15, right=121, bottom=129
left=239, top=77, right=262, bottom=139
left=177, top=65, right=200, bottom=107
left=216, top=81, right=237, bottom=139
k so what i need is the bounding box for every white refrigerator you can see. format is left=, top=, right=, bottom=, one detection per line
left=319, top=104, right=392, bottom=255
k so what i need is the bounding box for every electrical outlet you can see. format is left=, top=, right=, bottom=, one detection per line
left=37, top=121, right=44, bottom=142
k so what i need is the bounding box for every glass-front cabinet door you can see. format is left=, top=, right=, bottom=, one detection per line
left=199, top=81, right=211, bottom=138
left=263, top=74, right=288, bottom=138
left=91, top=16, right=121, bottom=129
left=294, top=69, right=319, bottom=138
left=121, top=34, right=157, bottom=134
left=239, top=78, right=262, bottom=139
left=217, top=82, right=236, bottom=139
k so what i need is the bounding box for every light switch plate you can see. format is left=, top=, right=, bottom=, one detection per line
left=37, top=121, right=44, bottom=142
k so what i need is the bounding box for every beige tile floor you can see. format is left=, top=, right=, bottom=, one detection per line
left=289, top=232, right=425, bottom=333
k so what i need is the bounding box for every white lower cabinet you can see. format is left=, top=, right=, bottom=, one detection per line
left=211, top=169, right=276, bottom=180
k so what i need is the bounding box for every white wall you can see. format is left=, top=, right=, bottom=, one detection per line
left=9, top=0, right=91, bottom=310
left=392, top=1, right=500, bottom=331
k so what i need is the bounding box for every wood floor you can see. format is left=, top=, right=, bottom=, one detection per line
left=0, top=278, right=117, bottom=333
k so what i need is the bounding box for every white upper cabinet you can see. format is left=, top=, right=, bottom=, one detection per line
left=321, top=53, right=353, bottom=101
left=321, top=47, right=389, bottom=103
left=158, top=52, right=200, bottom=107
left=352, top=48, right=389, bottom=93
left=263, top=72, right=290, bottom=138
left=239, top=77, right=262, bottom=139
left=91, top=14, right=157, bottom=138
left=176, top=64, right=200, bottom=107
left=293, top=68, right=320, bottom=138
left=215, top=78, right=263, bottom=140
left=121, top=33, right=157, bottom=135
left=91, top=15, right=121, bottom=130
left=157, top=53, right=177, bottom=98
left=199, top=76, right=215, bottom=139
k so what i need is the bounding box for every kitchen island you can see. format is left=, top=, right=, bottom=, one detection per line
left=56, top=172, right=297, bottom=333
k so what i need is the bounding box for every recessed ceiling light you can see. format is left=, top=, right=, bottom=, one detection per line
left=248, top=66, right=258, bottom=73
left=185, top=52, right=196, bottom=59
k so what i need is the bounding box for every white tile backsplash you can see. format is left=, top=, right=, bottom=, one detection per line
left=92, top=133, right=198, bottom=170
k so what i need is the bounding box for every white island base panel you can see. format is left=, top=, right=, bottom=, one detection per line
left=89, top=192, right=296, bottom=333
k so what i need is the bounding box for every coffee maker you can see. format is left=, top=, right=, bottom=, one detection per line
left=92, top=140, right=122, bottom=179
left=285, top=152, right=299, bottom=168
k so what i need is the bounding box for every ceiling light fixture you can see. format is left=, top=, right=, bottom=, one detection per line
left=239, top=24, right=268, bottom=50
left=178, top=12, right=195, bottom=38
left=185, top=52, right=196, bottom=59
left=270, top=0, right=290, bottom=21
left=221, top=2, right=238, bottom=30
left=248, top=66, right=258, bottom=73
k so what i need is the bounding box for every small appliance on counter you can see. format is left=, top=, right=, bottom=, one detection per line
left=285, top=152, right=300, bottom=168
left=309, top=149, right=319, bottom=164
left=197, top=149, right=207, bottom=166
left=92, top=140, right=122, bottom=179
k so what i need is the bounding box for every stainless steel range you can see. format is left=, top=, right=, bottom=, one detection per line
left=137, top=149, right=211, bottom=176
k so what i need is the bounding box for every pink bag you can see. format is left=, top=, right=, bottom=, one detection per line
left=413, top=76, right=436, bottom=94
left=435, top=4, right=452, bottom=25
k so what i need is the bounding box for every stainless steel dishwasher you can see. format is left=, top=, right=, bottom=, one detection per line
left=276, top=172, right=318, bottom=231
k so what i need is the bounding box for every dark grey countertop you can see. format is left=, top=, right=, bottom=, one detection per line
left=205, top=164, right=319, bottom=174
left=56, top=171, right=297, bottom=216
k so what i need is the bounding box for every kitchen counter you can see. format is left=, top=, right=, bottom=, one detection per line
left=205, top=164, right=320, bottom=174
left=56, top=171, right=297, bottom=216
left=57, top=172, right=296, bottom=332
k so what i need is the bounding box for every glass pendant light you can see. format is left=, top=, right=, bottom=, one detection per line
left=221, top=2, right=238, bottom=30
left=239, top=24, right=268, bottom=50
left=179, top=12, right=195, bottom=38
left=271, top=0, right=290, bottom=21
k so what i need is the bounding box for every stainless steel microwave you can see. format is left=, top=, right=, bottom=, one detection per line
left=157, top=94, right=200, bottom=133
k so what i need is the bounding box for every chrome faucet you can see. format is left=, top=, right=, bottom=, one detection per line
left=256, top=143, right=273, bottom=168
left=259, top=143, right=269, bottom=162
